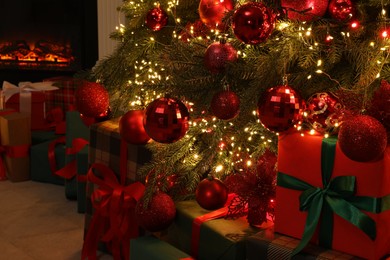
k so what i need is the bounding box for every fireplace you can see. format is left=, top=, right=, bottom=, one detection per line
left=0, top=0, right=98, bottom=84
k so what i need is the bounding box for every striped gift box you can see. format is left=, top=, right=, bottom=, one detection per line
left=84, top=117, right=152, bottom=249
left=246, top=228, right=365, bottom=260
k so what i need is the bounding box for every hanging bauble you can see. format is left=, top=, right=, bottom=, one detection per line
left=257, top=85, right=305, bottom=133
left=198, top=0, right=234, bottom=31
left=232, top=2, right=276, bottom=45
left=367, top=80, right=390, bottom=135
left=306, top=92, right=344, bottom=134
left=196, top=176, right=228, bottom=210
left=145, top=6, right=168, bottom=31
left=204, top=42, right=238, bottom=74
left=119, top=110, right=150, bottom=145
left=281, top=0, right=329, bottom=22
left=75, top=81, right=110, bottom=118
left=210, top=90, right=240, bottom=120
left=338, top=115, right=387, bottom=162
left=135, top=192, right=176, bottom=232
left=143, top=96, right=190, bottom=143
left=328, top=0, right=355, bottom=21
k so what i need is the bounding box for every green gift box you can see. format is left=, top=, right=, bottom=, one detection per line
left=246, top=227, right=365, bottom=260
left=31, top=130, right=62, bottom=145
left=30, top=139, right=65, bottom=185
left=130, top=235, right=192, bottom=260
left=166, top=200, right=261, bottom=260
left=76, top=145, right=88, bottom=213
left=64, top=111, right=90, bottom=201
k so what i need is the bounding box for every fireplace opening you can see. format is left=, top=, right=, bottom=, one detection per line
left=0, top=0, right=98, bottom=84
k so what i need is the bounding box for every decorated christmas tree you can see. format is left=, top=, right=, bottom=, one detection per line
left=83, top=0, right=389, bottom=227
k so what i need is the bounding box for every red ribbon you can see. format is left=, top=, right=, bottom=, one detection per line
left=81, top=163, right=145, bottom=260
left=0, top=144, right=30, bottom=180
left=54, top=138, right=89, bottom=179
left=45, top=107, right=66, bottom=134
left=190, top=193, right=237, bottom=259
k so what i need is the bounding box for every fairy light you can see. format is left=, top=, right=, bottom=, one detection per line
left=215, top=165, right=223, bottom=172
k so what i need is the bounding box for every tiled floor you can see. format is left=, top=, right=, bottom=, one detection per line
left=0, top=180, right=112, bottom=260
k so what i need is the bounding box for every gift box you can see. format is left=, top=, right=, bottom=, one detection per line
left=165, top=200, right=262, bottom=260
left=275, top=132, right=390, bottom=259
left=43, top=76, right=82, bottom=113
left=0, top=112, right=31, bottom=182
left=30, top=138, right=66, bottom=186
left=31, top=130, right=63, bottom=145
left=82, top=117, right=152, bottom=259
left=246, top=226, right=364, bottom=260
left=130, top=235, right=192, bottom=260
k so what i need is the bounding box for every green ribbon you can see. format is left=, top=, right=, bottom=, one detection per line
left=277, top=137, right=390, bottom=256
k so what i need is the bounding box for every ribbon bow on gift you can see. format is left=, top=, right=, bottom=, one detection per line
left=277, top=137, right=390, bottom=256
left=81, top=163, right=145, bottom=260
left=2, top=81, right=58, bottom=102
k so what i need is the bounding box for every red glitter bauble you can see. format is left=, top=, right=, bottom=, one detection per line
left=119, top=110, right=150, bottom=145
left=328, top=0, right=355, bottom=21
left=145, top=7, right=168, bottom=31
left=198, top=0, right=234, bottom=31
left=196, top=176, right=228, bottom=210
left=257, top=85, right=305, bottom=133
left=143, top=97, right=190, bottom=143
left=232, top=2, right=276, bottom=45
left=204, top=42, right=238, bottom=74
left=75, top=81, right=110, bottom=118
left=338, top=115, right=387, bottom=162
left=210, top=90, right=240, bottom=120
left=281, top=0, right=329, bottom=22
left=306, top=92, right=344, bottom=134
left=367, top=80, right=390, bottom=135
left=135, top=192, right=176, bottom=232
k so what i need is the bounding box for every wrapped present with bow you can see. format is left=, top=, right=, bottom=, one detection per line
left=0, top=112, right=31, bottom=182
left=275, top=132, right=390, bottom=259
left=2, top=81, right=58, bottom=130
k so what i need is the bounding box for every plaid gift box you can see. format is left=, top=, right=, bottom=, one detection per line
left=246, top=227, right=365, bottom=260
left=43, top=77, right=83, bottom=113
left=83, top=117, right=152, bottom=256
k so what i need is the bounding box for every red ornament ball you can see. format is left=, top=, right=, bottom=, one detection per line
left=368, top=80, right=390, bottom=134
left=119, top=110, right=150, bottom=145
left=196, top=176, right=228, bottom=210
left=257, top=85, right=305, bottom=133
left=328, top=0, right=355, bottom=21
left=306, top=92, right=344, bottom=133
left=338, top=115, right=387, bottom=162
left=135, top=192, right=176, bottom=232
left=75, top=81, right=110, bottom=118
left=210, top=90, right=240, bottom=120
left=145, top=7, right=168, bottom=31
left=204, top=42, right=237, bottom=74
left=179, top=20, right=210, bottom=42
left=143, top=97, right=190, bottom=143
left=198, top=0, right=234, bottom=30
left=232, top=2, right=276, bottom=45
left=281, top=0, right=329, bottom=22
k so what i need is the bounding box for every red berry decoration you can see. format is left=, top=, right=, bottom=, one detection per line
left=204, top=42, right=237, bottom=74
left=232, top=2, right=276, bottom=45
left=211, top=90, right=240, bottom=120
left=145, top=170, right=178, bottom=192
left=119, top=110, right=150, bottom=145
left=281, top=0, right=329, bottom=22
left=198, top=0, right=234, bottom=31
left=145, top=6, right=168, bottom=31
left=135, top=192, right=176, bottom=232
left=338, top=115, right=387, bottom=162
left=328, top=0, right=355, bottom=21
left=75, top=81, right=110, bottom=118
left=196, top=176, right=228, bottom=210
left=143, top=96, right=190, bottom=143
left=306, top=92, right=344, bottom=134
left=257, top=85, right=305, bottom=133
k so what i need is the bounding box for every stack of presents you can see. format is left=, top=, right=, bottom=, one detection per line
left=0, top=77, right=389, bottom=260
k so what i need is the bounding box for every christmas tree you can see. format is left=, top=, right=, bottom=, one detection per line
left=85, top=0, right=389, bottom=220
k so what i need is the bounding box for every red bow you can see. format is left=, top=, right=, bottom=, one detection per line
left=81, top=163, right=145, bottom=260
left=0, top=144, right=30, bottom=180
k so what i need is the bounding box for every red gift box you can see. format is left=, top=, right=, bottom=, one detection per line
left=275, top=132, right=390, bottom=260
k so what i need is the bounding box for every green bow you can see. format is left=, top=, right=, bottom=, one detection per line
left=277, top=137, right=383, bottom=256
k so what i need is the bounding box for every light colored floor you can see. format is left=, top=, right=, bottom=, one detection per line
left=0, top=180, right=112, bottom=260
